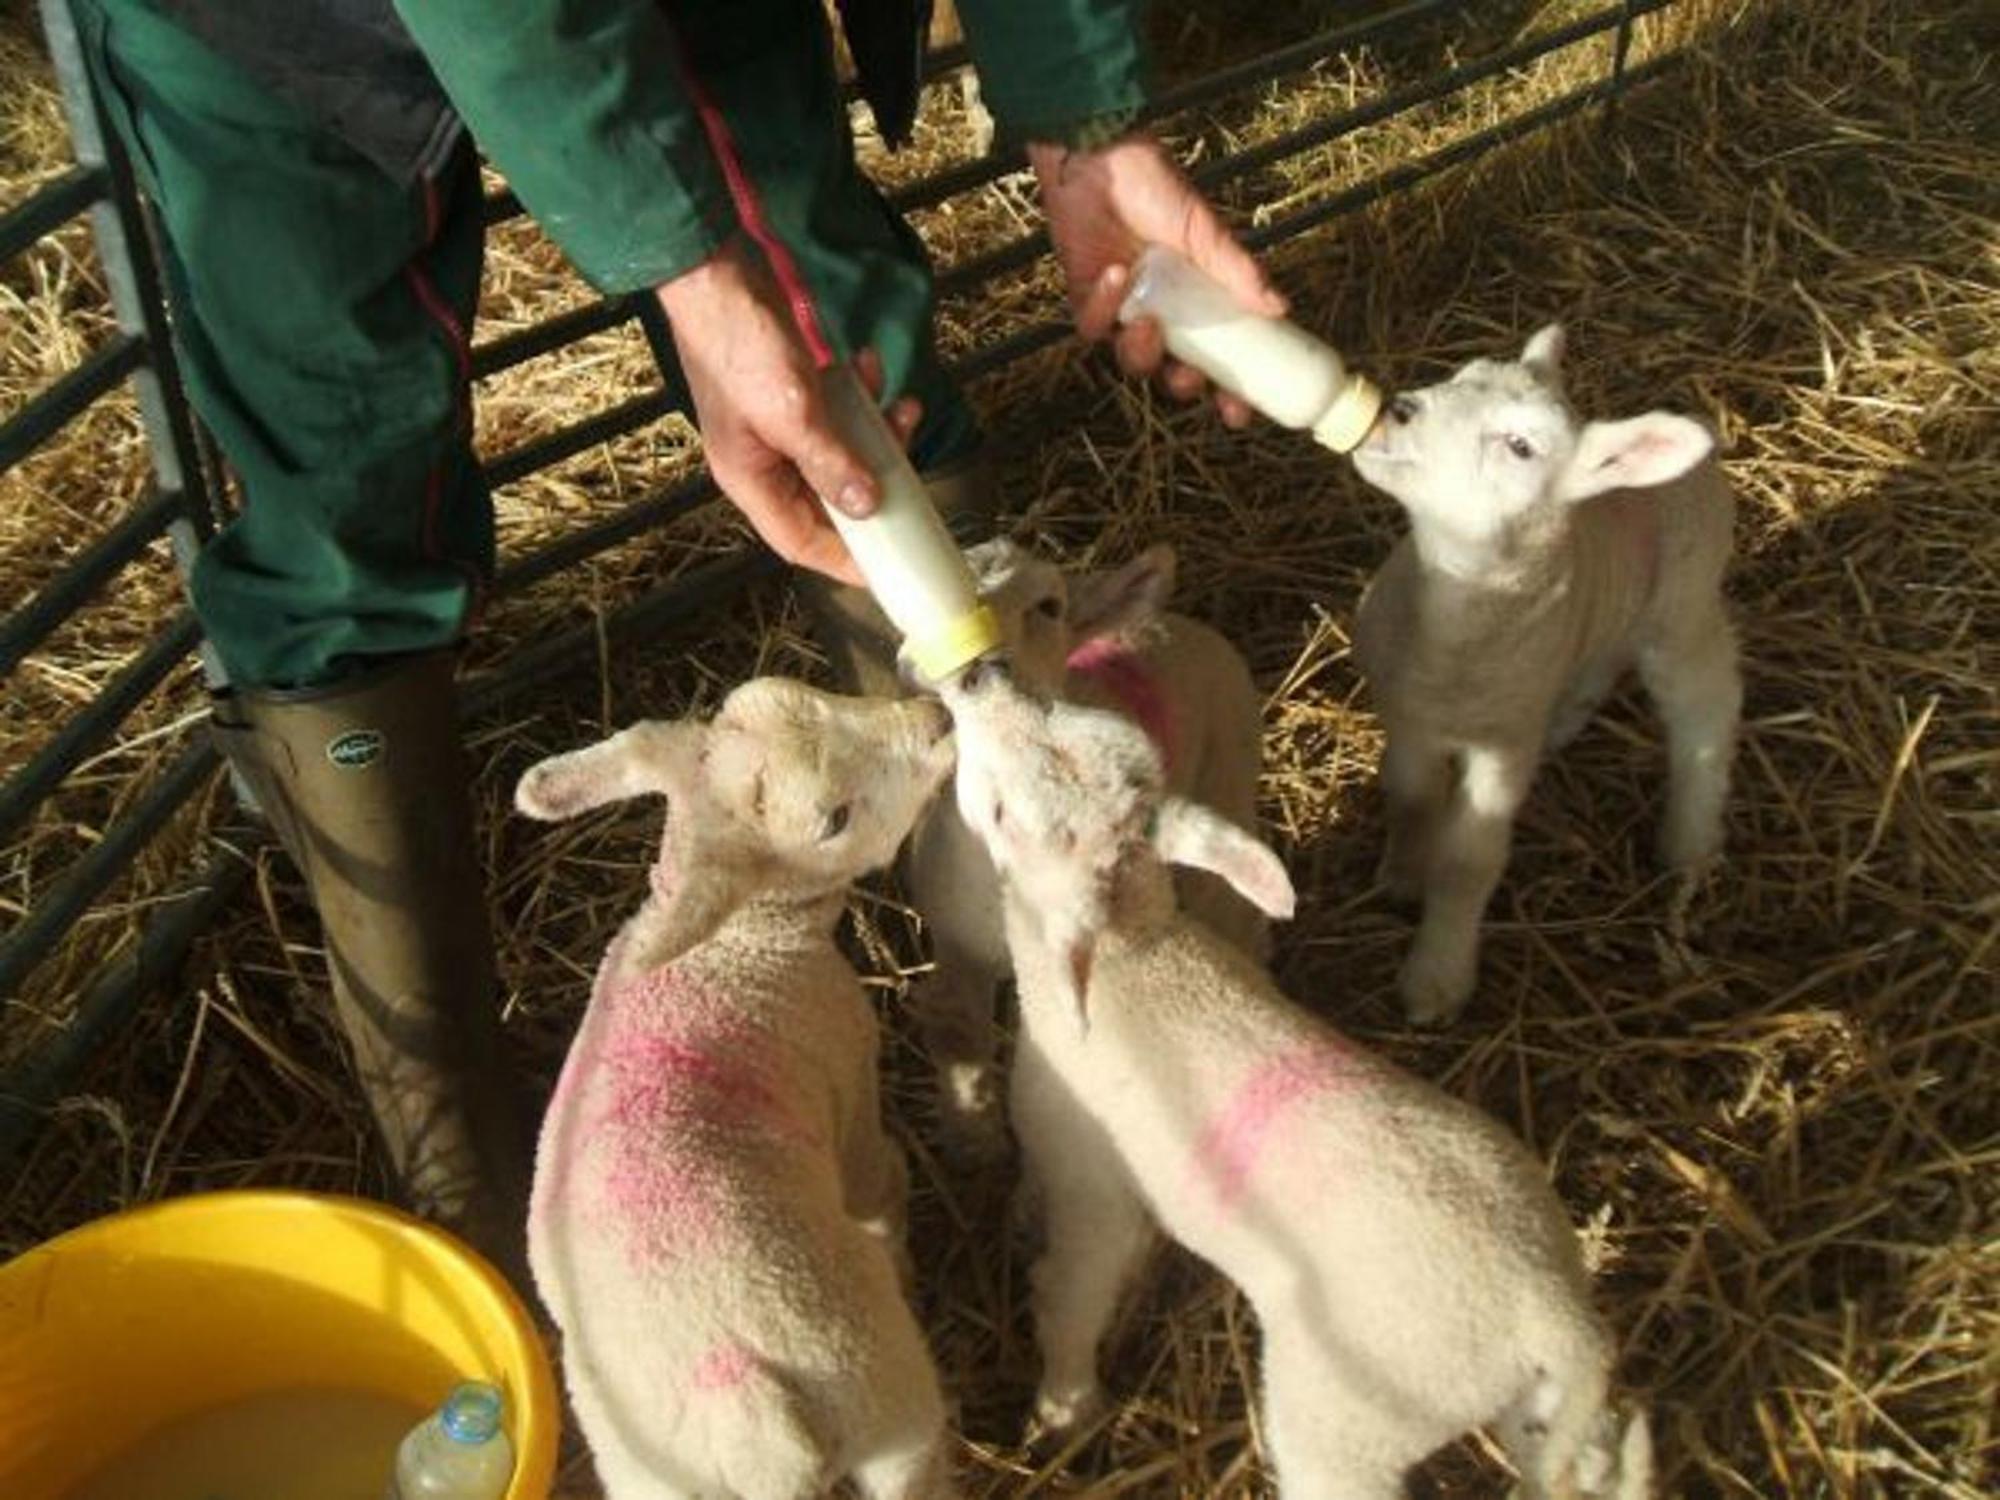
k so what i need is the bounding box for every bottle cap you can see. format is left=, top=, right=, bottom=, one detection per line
left=439, top=1381, right=503, bottom=1445
left=1311, top=375, right=1384, bottom=454
left=902, top=603, right=1003, bottom=684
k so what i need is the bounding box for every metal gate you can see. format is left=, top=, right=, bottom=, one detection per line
left=0, top=0, right=1689, bottom=1154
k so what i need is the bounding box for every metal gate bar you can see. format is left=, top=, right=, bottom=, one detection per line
left=0, top=162, right=104, bottom=258
left=0, top=738, right=216, bottom=1002
left=0, top=484, right=181, bottom=673
left=0, top=0, right=1695, bottom=1156
left=0, top=613, right=201, bottom=850
left=0, top=336, right=146, bottom=468
left=471, top=298, right=636, bottom=380
left=35, top=0, right=221, bottom=543
left=931, top=0, right=1671, bottom=302
left=1245, top=51, right=1681, bottom=250
left=480, top=390, right=681, bottom=491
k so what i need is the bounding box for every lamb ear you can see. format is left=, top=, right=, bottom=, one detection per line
left=1152, top=798, right=1296, bottom=920
left=515, top=720, right=706, bottom=820
left=634, top=733, right=773, bottom=965
left=1068, top=544, right=1177, bottom=641
left=1521, top=323, right=1567, bottom=383
left=1555, top=413, right=1713, bottom=503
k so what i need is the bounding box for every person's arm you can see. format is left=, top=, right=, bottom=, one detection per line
left=392, top=0, right=728, bottom=293
left=392, top=0, right=896, bottom=583
left=660, top=247, right=919, bottom=586
left=955, top=0, right=1283, bottom=427
left=1031, top=135, right=1283, bottom=428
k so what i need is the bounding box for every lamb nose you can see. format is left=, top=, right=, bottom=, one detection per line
left=956, top=653, right=1010, bottom=694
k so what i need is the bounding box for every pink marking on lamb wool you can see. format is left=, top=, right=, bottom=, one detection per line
left=1192, top=1046, right=1357, bottom=1211
left=692, top=1341, right=757, bottom=1391
left=600, top=1030, right=811, bottom=1143
left=603, top=1151, right=721, bottom=1247
left=587, top=1032, right=797, bottom=1252
left=1067, top=638, right=1178, bottom=773
left=559, top=972, right=824, bottom=1262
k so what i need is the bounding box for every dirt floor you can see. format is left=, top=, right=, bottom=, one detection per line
left=2, top=0, right=1995, bottom=1495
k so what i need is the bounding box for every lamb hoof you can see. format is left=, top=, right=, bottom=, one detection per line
left=1399, top=943, right=1474, bottom=1026
left=943, top=1057, right=998, bottom=1118
left=935, top=1062, right=1010, bottom=1167
left=1028, top=1384, right=1107, bottom=1452
left=1660, top=816, right=1724, bottom=874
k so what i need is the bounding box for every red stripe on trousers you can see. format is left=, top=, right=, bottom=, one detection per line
left=404, top=171, right=483, bottom=622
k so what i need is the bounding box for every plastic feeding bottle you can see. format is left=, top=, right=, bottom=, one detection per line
left=1117, top=244, right=1382, bottom=454
left=384, top=1382, right=513, bottom=1500
left=816, top=361, right=1002, bottom=683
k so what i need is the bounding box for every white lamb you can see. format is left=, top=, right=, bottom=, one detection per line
left=515, top=679, right=961, bottom=1500
left=939, top=665, right=1652, bottom=1500
left=906, top=538, right=1265, bottom=1149
left=1351, top=324, right=1741, bottom=1023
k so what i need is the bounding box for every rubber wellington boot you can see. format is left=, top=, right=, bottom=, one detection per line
left=210, top=650, right=532, bottom=1280
left=797, top=447, right=1001, bottom=697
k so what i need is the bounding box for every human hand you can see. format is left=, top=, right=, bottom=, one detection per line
left=657, top=239, right=920, bottom=585
left=1029, top=134, right=1285, bottom=428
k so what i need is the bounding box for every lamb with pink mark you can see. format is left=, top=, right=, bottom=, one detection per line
left=906, top=538, right=1266, bottom=1155
left=516, top=678, right=961, bottom=1500
left=1352, top=325, right=1740, bottom=1024
left=939, top=665, right=1652, bottom=1500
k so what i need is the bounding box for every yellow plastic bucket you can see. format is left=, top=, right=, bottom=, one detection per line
left=0, top=1189, right=558, bottom=1499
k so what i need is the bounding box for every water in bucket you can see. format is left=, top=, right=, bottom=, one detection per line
left=65, top=1385, right=423, bottom=1500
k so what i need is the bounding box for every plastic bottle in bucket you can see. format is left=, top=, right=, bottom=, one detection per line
left=1116, top=244, right=1383, bottom=454
left=815, top=360, right=1002, bottom=683
left=384, top=1382, right=513, bottom=1499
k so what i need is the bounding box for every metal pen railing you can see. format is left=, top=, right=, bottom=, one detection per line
left=0, top=0, right=1692, bottom=1154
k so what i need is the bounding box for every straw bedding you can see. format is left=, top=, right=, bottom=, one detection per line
left=2, top=0, right=1995, bottom=1494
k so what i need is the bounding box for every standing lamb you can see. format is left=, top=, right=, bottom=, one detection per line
left=1351, top=324, right=1741, bottom=1023
left=939, top=667, right=1652, bottom=1500
left=905, top=538, right=1266, bottom=1152
left=515, top=679, right=960, bottom=1500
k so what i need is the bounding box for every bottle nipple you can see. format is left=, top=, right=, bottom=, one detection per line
left=1311, top=376, right=1384, bottom=454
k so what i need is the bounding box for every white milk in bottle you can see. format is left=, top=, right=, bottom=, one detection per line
left=816, top=361, right=1001, bottom=682
left=1117, top=244, right=1382, bottom=453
